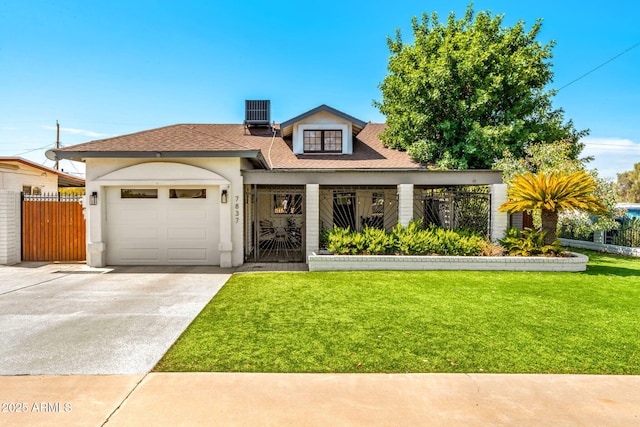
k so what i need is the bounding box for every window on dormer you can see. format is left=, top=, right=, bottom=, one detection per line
left=303, top=130, right=342, bottom=153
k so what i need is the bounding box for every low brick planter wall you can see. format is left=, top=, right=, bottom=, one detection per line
left=560, top=238, right=640, bottom=258
left=308, top=252, right=588, bottom=272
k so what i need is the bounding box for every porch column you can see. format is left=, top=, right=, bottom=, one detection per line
left=87, top=184, right=106, bottom=267
left=0, top=191, right=20, bottom=265
left=490, top=184, right=508, bottom=241
left=397, top=184, right=414, bottom=227
left=305, top=184, right=320, bottom=261
left=593, top=230, right=605, bottom=244
left=219, top=184, right=233, bottom=268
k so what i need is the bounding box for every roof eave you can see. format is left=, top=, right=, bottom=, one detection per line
left=54, top=150, right=264, bottom=160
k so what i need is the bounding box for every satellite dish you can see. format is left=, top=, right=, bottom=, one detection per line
left=45, top=149, right=57, bottom=161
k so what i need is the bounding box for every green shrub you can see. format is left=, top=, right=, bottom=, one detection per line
left=326, top=221, right=485, bottom=256
left=422, top=225, right=484, bottom=256
left=327, top=226, right=396, bottom=255
left=319, top=228, right=332, bottom=249
left=361, top=226, right=395, bottom=254
left=393, top=221, right=431, bottom=255
left=327, top=226, right=354, bottom=255
left=500, top=227, right=564, bottom=256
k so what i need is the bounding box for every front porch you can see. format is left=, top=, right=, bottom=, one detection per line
left=242, top=170, right=507, bottom=263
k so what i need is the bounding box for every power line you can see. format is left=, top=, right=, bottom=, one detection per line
left=13, top=144, right=52, bottom=156
left=557, top=42, right=640, bottom=92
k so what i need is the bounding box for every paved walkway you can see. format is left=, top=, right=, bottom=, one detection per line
left=234, top=262, right=309, bottom=273
left=0, top=373, right=638, bottom=426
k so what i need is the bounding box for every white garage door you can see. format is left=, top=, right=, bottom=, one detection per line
left=106, top=186, right=219, bottom=265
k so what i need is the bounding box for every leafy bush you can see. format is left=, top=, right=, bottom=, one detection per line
left=393, top=221, right=431, bottom=255
left=327, top=226, right=395, bottom=255
left=326, top=224, right=570, bottom=257
left=558, top=209, right=620, bottom=242
left=361, top=226, right=396, bottom=254
left=431, top=226, right=485, bottom=256
left=500, top=228, right=565, bottom=256
left=326, top=221, right=485, bottom=256
left=326, top=226, right=356, bottom=255
left=319, top=228, right=332, bottom=249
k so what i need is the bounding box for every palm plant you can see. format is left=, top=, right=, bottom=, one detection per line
left=499, top=171, right=607, bottom=245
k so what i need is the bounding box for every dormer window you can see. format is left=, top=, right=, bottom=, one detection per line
left=303, top=130, right=342, bottom=153
left=281, top=105, right=366, bottom=155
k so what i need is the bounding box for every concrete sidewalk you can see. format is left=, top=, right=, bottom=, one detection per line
left=1, top=373, right=638, bottom=426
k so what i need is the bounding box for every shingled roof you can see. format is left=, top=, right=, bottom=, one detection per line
left=55, top=122, right=422, bottom=170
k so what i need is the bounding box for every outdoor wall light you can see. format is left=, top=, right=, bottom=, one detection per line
left=221, top=189, right=228, bottom=204
left=89, top=191, right=98, bottom=205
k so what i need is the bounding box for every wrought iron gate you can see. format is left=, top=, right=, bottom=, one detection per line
left=245, top=186, right=305, bottom=262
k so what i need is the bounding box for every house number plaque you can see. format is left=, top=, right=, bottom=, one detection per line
left=235, top=196, right=240, bottom=223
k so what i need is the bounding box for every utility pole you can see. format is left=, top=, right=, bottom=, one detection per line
left=55, top=120, right=60, bottom=170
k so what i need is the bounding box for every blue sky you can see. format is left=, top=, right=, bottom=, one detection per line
left=1, top=0, right=639, bottom=180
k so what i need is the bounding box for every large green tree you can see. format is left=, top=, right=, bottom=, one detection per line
left=375, top=4, right=585, bottom=169
left=493, top=139, right=589, bottom=183
left=617, top=162, right=640, bottom=202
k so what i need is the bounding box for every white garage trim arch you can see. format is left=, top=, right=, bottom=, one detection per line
left=94, top=161, right=231, bottom=186
left=87, top=162, right=234, bottom=267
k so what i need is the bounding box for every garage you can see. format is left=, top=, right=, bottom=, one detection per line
left=106, top=186, right=219, bottom=265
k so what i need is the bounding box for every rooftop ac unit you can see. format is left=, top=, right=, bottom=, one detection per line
left=244, top=100, right=271, bottom=127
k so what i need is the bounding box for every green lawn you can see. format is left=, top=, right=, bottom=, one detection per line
left=154, top=250, right=640, bottom=374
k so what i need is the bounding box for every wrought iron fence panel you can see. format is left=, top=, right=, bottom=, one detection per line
left=22, top=192, right=84, bottom=202
left=319, top=186, right=398, bottom=234
left=414, top=186, right=490, bottom=235
left=605, top=222, right=640, bottom=248
left=558, top=228, right=594, bottom=242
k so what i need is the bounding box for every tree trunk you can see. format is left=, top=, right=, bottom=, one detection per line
left=541, top=209, right=559, bottom=246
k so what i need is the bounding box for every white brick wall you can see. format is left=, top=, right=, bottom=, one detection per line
left=0, top=191, right=21, bottom=265
left=308, top=252, right=588, bottom=272
left=490, top=184, right=508, bottom=241
left=305, top=184, right=320, bottom=260
left=397, top=184, right=414, bottom=226
left=560, top=238, right=640, bottom=258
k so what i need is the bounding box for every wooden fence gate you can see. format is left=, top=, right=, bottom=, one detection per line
left=22, top=193, right=86, bottom=261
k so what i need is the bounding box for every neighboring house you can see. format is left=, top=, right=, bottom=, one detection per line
left=0, top=157, right=85, bottom=193
left=617, top=203, right=640, bottom=220
left=55, top=101, right=507, bottom=268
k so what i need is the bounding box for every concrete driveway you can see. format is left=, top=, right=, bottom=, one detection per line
left=0, top=263, right=231, bottom=375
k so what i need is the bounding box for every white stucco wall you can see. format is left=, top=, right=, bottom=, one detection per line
left=0, top=163, right=59, bottom=194
left=84, top=158, right=244, bottom=267
left=291, top=111, right=353, bottom=154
